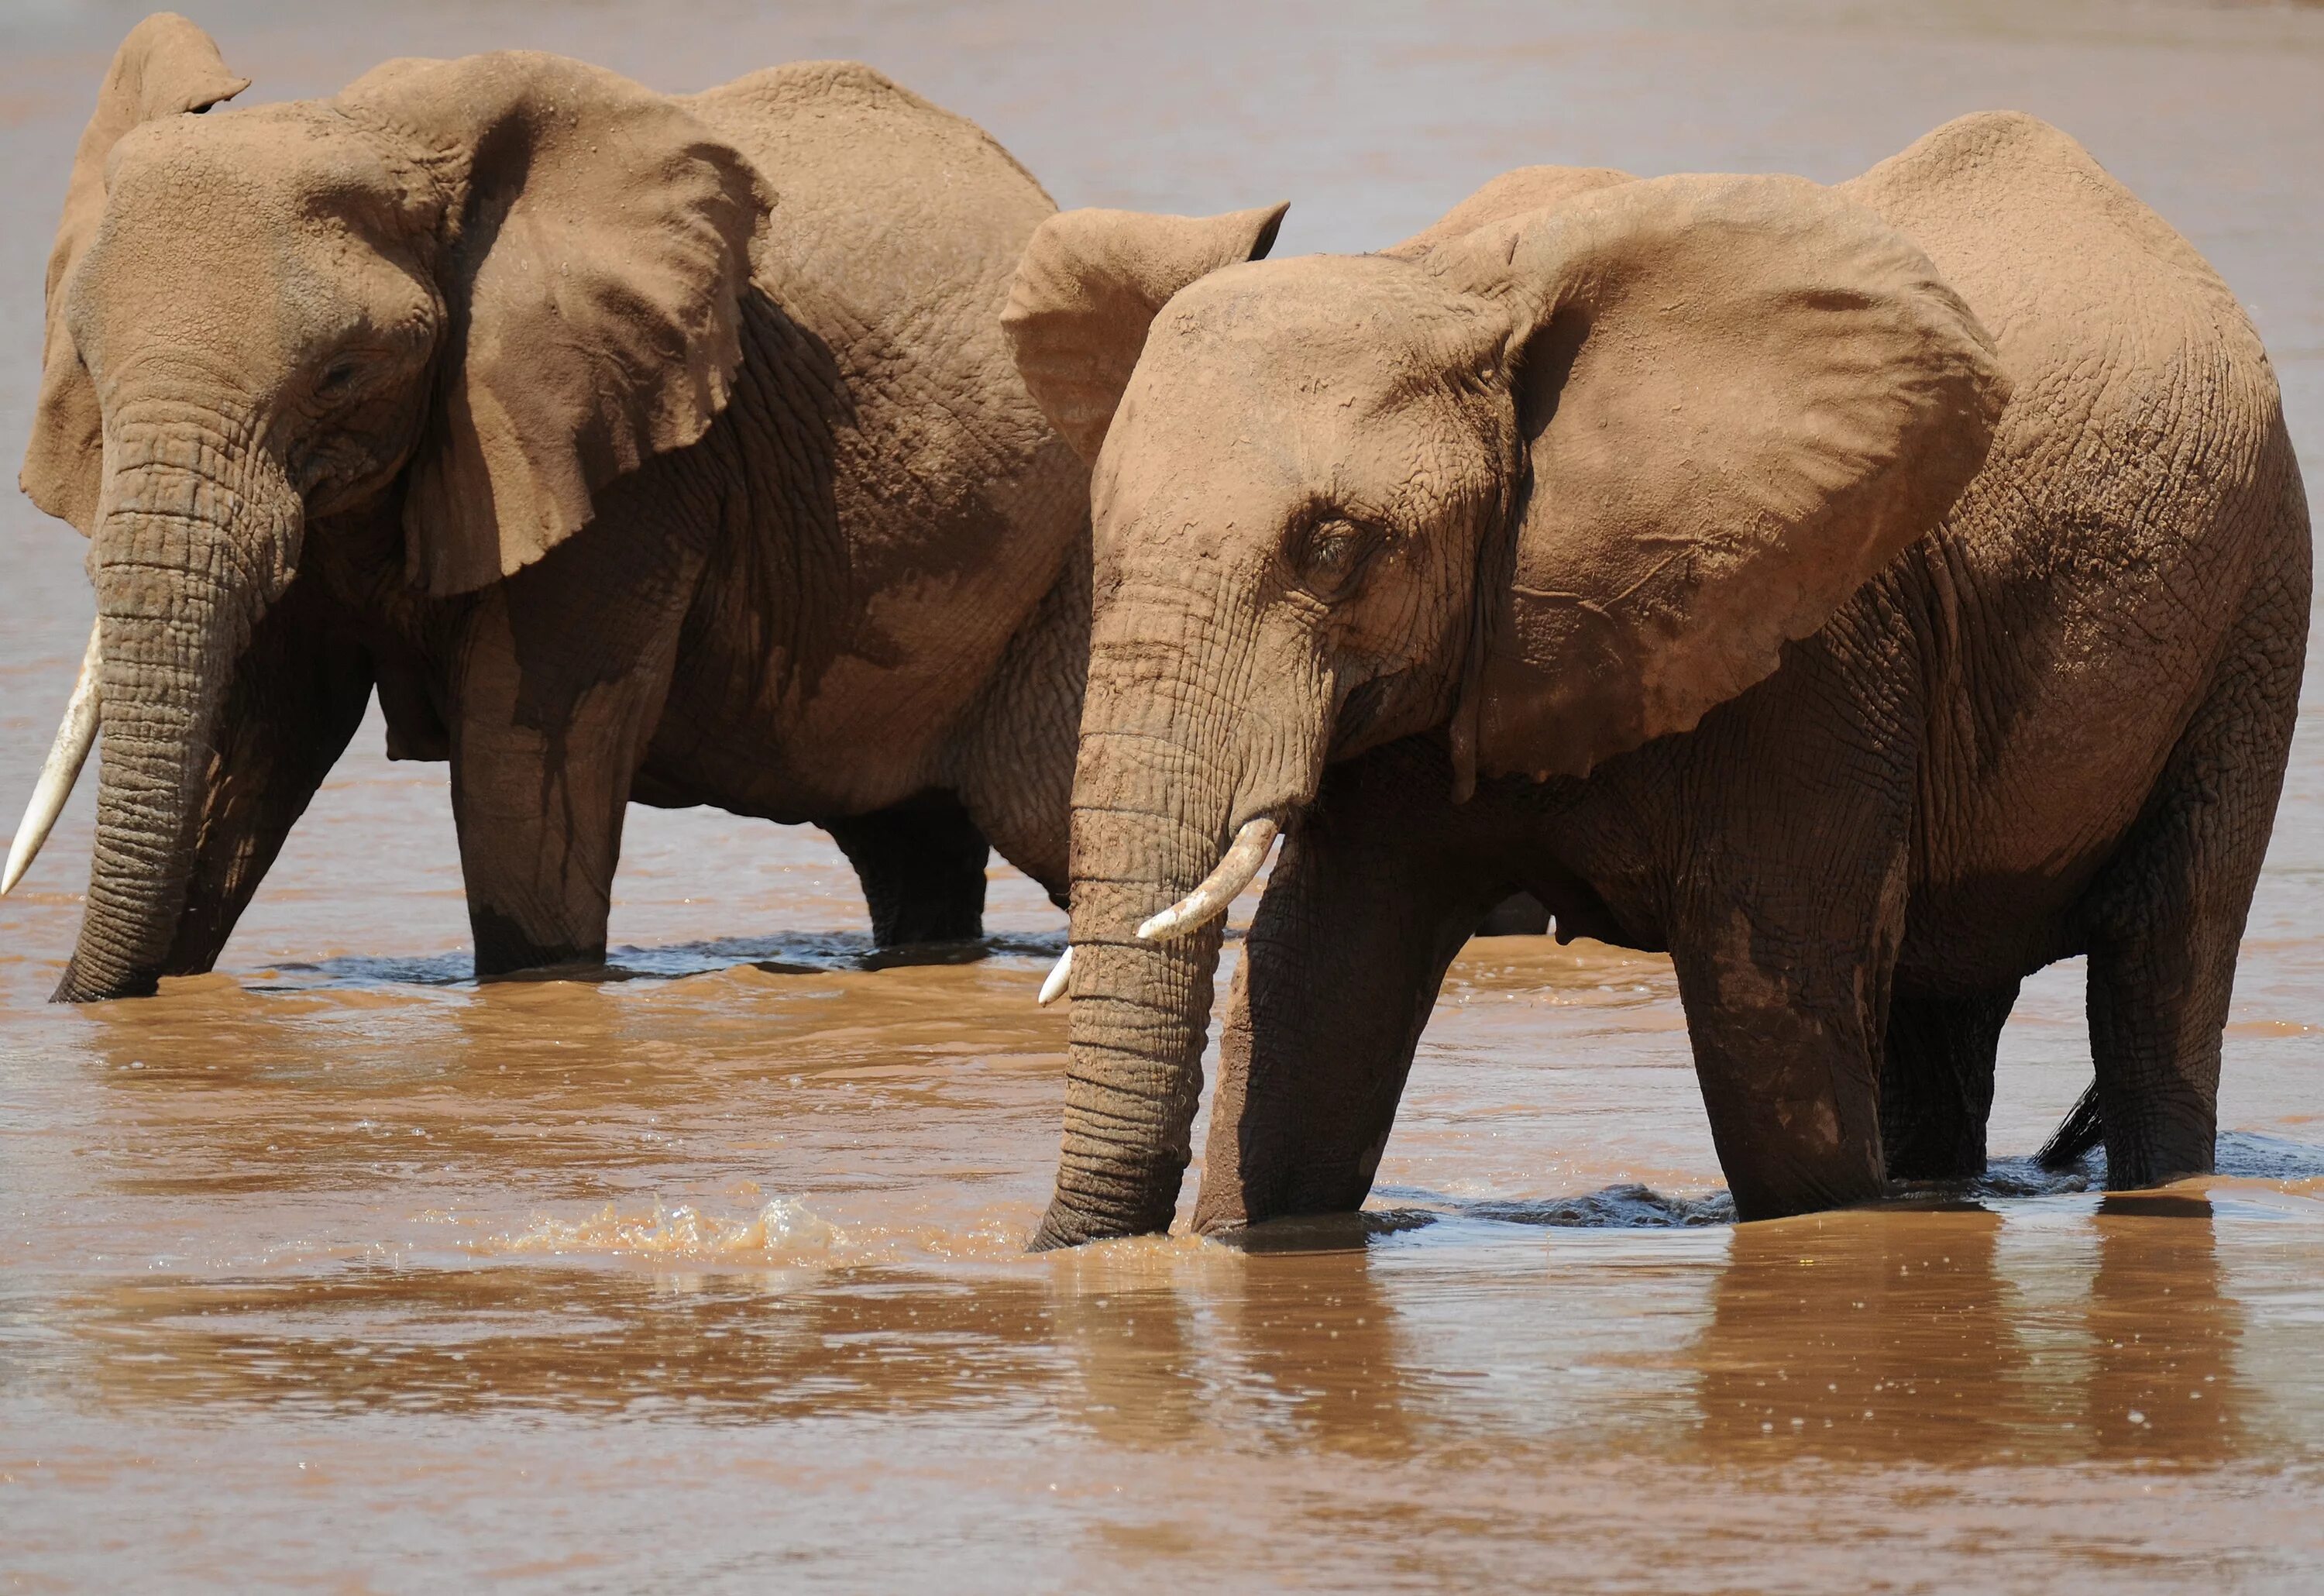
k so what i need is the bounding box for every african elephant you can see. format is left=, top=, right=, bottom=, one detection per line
left=1006, top=113, right=2309, bottom=1246
left=9, top=15, right=1103, bottom=999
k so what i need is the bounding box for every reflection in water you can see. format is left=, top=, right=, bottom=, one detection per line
left=2085, top=1195, right=2243, bottom=1462
left=60, top=1267, right=1067, bottom=1423
left=57, top=1240, right=1418, bottom=1454
left=1694, top=1197, right=2248, bottom=1470
left=1203, top=1245, right=1416, bottom=1459
left=1697, top=1208, right=2034, bottom=1462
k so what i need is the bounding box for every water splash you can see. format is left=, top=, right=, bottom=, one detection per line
left=483, top=1196, right=842, bottom=1266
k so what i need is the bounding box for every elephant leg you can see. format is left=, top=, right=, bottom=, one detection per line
left=161, top=568, right=374, bottom=975
left=1669, top=875, right=1902, bottom=1221
left=822, top=792, right=991, bottom=946
left=1647, top=628, right=1922, bottom=1219
left=451, top=504, right=706, bottom=979
left=942, top=549, right=1085, bottom=912
left=1880, top=987, right=2018, bottom=1182
left=2078, top=546, right=2305, bottom=1187
left=1474, top=891, right=1551, bottom=936
left=1193, top=743, right=1505, bottom=1234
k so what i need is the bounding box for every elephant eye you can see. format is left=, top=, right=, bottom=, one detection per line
left=1294, top=517, right=1378, bottom=597
left=315, top=357, right=361, bottom=398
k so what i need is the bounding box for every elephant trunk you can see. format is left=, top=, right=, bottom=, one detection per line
left=1032, top=611, right=1319, bottom=1248
left=53, top=407, right=298, bottom=1003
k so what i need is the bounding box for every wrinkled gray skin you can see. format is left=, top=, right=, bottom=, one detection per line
left=1009, top=113, right=2309, bottom=1247
left=22, top=16, right=1092, bottom=999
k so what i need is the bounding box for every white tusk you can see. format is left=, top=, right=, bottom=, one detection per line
left=1037, top=944, right=1074, bottom=1006
left=1136, top=816, right=1280, bottom=943
left=3, top=622, right=102, bottom=896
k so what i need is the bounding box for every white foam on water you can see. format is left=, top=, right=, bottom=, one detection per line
left=483, top=1195, right=844, bottom=1267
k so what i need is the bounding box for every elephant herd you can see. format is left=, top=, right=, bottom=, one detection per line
left=7, top=15, right=2307, bottom=1248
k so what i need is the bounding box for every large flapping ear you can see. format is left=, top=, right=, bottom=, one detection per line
left=1380, top=163, right=1634, bottom=259
left=1438, top=174, right=2007, bottom=782
left=1002, top=201, right=1287, bottom=463
left=341, top=52, right=768, bottom=596
left=22, top=13, right=249, bottom=532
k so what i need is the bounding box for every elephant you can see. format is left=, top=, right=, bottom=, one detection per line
left=1003, top=112, right=2309, bottom=1247
left=5, top=13, right=1160, bottom=1000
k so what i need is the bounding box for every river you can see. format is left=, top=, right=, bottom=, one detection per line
left=3, top=2, right=2321, bottom=1589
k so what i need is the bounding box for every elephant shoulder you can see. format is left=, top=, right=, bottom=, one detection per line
left=1381, top=165, right=1635, bottom=259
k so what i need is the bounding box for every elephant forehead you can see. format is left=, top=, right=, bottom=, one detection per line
left=79, top=114, right=433, bottom=375
left=1142, top=254, right=1501, bottom=408
left=105, top=107, right=417, bottom=232
left=1104, top=259, right=1508, bottom=528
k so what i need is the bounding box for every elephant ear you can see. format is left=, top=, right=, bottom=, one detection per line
left=21, top=13, right=248, bottom=534
left=341, top=52, right=768, bottom=596
left=1002, top=201, right=1287, bottom=463
left=1437, top=174, right=2008, bottom=783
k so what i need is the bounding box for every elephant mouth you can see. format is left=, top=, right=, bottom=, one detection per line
left=1135, top=812, right=1282, bottom=942
left=1037, top=811, right=1284, bottom=1008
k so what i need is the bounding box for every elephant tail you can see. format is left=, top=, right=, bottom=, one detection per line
left=2035, top=1082, right=2105, bottom=1170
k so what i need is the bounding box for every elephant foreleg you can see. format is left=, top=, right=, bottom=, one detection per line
left=450, top=497, right=706, bottom=979
left=822, top=792, right=991, bottom=946
left=1669, top=885, right=1899, bottom=1221
left=161, top=569, right=374, bottom=975
left=1193, top=741, right=1505, bottom=1235
left=1659, top=631, right=1919, bottom=1220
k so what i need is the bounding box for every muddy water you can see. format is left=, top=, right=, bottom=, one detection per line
left=4, top=1, right=2323, bottom=1589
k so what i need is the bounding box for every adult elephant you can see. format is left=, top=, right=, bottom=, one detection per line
left=7, top=15, right=1160, bottom=999
left=1006, top=114, right=2309, bottom=1246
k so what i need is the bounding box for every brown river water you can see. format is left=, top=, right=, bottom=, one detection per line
left=4, top=2, right=2323, bottom=1589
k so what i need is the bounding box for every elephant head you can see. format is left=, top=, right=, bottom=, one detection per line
left=12, top=14, right=765, bottom=1000
left=1006, top=173, right=2008, bottom=1245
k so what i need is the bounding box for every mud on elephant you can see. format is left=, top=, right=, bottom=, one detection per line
left=5, top=14, right=1185, bottom=999
left=1009, top=115, right=2309, bottom=1245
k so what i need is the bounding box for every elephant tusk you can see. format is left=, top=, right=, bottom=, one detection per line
left=2, top=621, right=102, bottom=896
left=1136, top=815, right=1280, bottom=943
left=1037, top=944, right=1074, bottom=1006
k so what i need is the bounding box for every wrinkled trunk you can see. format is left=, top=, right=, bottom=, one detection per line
left=1033, top=599, right=1325, bottom=1247
left=1036, top=729, right=1240, bottom=1245
left=53, top=408, right=297, bottom=1002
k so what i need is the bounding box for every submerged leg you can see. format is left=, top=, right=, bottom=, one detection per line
left=823, top=792, right=992, bottom=946
left=1195, top=741, right=1504, bottom=1233
left=1880, top=988, right=2018, bottom=1182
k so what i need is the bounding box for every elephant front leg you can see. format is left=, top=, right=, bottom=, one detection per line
left=1193, top=743, right=1506, bottom=1234
left=1669, top=860, right=1906, bottom=1221
left=453, top=722, right=627, bottom=975
left=449, top=548, right=697, bottom=979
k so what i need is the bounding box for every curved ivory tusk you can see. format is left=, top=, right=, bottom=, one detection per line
left=1037, top=944, right=1074, bottom=1006
left=1136, top=815, right=1280, bottom=943
left=3, top=622, right=102, bottom=896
